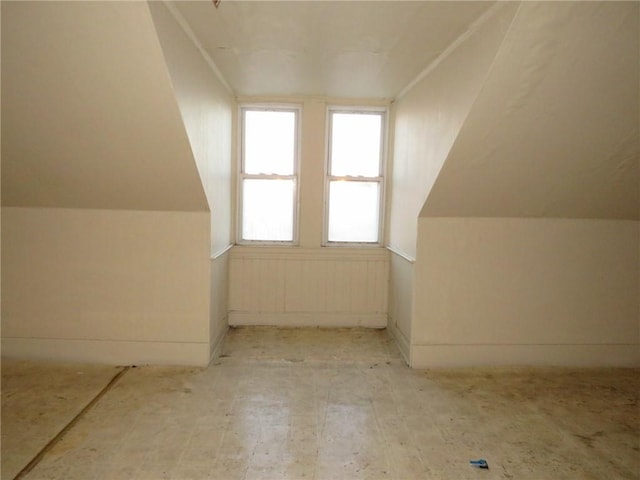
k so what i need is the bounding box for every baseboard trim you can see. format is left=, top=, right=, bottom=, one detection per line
left=411, top=344, right=640, bottom=368
left=229, top=312, right=387, bottom=328
left=1, top=337, right=210, bottom=366
left=387, top=317, right=410, bottom=365
left=209, top=319, right=229, bottom=364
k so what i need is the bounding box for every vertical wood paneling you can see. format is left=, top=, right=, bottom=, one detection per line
left=332, top=260, right=348, bottom=312
left=230, top=248, right=389, bottom=321
left=256, top=260, right=278, bottom=312
left=389, top=253, right=413, bottom=339
left=375, top=260, right=387, bottom=311
left=354, top=260, right=368, bottom=312
left=284, top=259, right=302, bottom=311
left=365, top=260, right=376, bottom=312
left=242, top=257, right=257, bottom=311
left=324, top=259, right=336, bottom=312
left=228, top=257, right=242, bottom=311
left=304, top=259, right=323, bottom=311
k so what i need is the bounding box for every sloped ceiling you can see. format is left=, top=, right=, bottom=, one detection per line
left=1, top=1, right=208, bottom=211
left=4, top=1, right=636, bottom=220
left=172, top=0, right=494, bottom=98
left=421, top=1, right=640, bottom=220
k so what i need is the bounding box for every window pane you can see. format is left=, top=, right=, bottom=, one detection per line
left=328, top=181, right=380, bottom=243
left=242, top=179, right=294, bottom=241
left=244, top=110, right=295, bottom=175
left=330, top=113, right=382, bottom=177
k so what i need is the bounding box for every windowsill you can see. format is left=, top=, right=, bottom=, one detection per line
left=230, top=244, right=389, bottom=260
left=233, top=243, right=386, bottom=249
left=322, top=243, right=383, bottom=248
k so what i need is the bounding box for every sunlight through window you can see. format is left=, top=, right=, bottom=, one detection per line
left=240, top=106, right=299, bottom=243
left=326, top=109, right=385, bottom=244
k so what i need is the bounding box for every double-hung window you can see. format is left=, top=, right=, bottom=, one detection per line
left=325, top=107, right=386, bottom=245
left=239, top=105, right=300, bottom=244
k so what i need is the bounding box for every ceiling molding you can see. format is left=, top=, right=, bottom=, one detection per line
left=395, top=1, right=518, bottom=101
left=161, top=0, right=234, bottom=95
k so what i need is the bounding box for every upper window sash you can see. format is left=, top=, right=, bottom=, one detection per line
left=238, top=104, right=301, bottom=245
left=240, top=106, right=299, bottom=176
left=324, top=106, right=387, bottom=246
left=328, top=109, right=385, bottom=178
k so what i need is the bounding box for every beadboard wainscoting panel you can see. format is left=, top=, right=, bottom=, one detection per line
left=229, top=247, right=389, bottom=327
left=387, top=249, right=414, bottom=364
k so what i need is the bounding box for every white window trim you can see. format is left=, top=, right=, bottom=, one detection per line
left=237, top=103, right=302, bottom=246
left=323, top=105, right=387, bottom=247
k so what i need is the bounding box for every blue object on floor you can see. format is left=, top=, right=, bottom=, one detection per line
left=470, top=459, right=489, bottom=469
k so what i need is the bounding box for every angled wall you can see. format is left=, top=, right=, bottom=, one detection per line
left=412, top=2, right=639, bottom=367
left=386, top=2, right=519, bottom=358
left=1, top=2, right=215, bottom=365
left=148, top=1, right=234, bottom=360
left=422, top=2, right=639, bottom=220
left=388, top=3, right=519, bottom=259
left=1, top=2, right=207, bottom=212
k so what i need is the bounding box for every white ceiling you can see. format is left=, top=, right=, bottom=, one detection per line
left=172, top=0, right=494, bottom=98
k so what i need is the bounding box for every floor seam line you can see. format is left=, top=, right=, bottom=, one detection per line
left=12, top=366, right=131, bottom=480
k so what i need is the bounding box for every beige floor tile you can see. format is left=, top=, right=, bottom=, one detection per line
left=1, top=360, right=123, bottom=479
left=314, top=453, right=391, bottom=480
left=245, top=453, right=315, bottom=480
left=2, top=327, right=638, bottom=480
left=92, top=463, right=139, bottom=480
left=169, top=464, right=212, bottom=480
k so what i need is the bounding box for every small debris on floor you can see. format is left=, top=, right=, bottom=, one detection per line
left=470, top=459, right=489, bottom=469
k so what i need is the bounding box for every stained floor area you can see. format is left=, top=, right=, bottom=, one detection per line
left=1, top=361, right=124, bottom=479
left=1, top=327, right=638, bottom=480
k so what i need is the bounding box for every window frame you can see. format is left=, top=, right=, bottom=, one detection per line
left=237, top=103, right=302, bottom=245
left=323, top=105, right=387, bottom=247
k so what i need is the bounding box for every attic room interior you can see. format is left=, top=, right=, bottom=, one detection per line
left=1, top=1, right=638, bottom=479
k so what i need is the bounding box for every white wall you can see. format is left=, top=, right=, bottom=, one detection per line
left=385, top=1, right=639, bottom=368
left=148, top=1, right=233, bottom=254
left=210, top=250, right=230, bottom=357
left=406, top=2, right=640, bottom=367
left=1, top=2, right=225, bottom=366
left=148, top=1, right=234, bottom=361
left=385, top=3, right=517, bottom=358
left=412, top=218, right=639, bottom=367
left=1, top=208, right=212, bottom=365
left=229, top=97, right=391, bottom=328
left=230, top=247, right=388, bottom=327
left=388, top=3, right=518, bottom=259
left=387, top=252, right=413, bottom=362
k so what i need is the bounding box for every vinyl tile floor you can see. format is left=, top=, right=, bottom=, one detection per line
left=1, top=327, right=639, bottom=480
